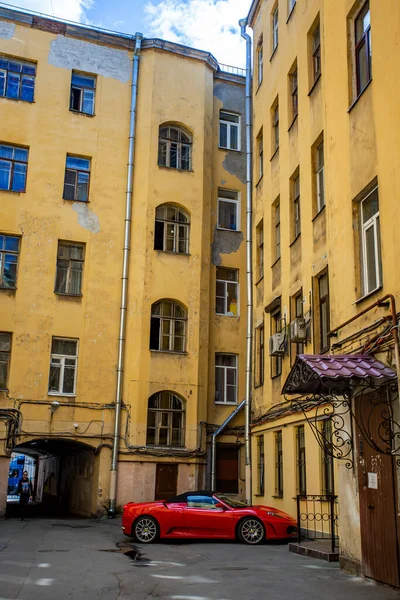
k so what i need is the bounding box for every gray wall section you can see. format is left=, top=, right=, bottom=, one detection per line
left=0, top=20, right=15, bottom=39
left=212, top=228, right=244, bottom=266
left=48, top=35, right=132, bottom=83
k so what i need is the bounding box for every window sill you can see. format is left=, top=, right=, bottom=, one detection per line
left=48, top=392, right=76, bottom=398
left=155, top=250, right=190, bottom=257
left=216, top=313, right=239, bottom=318
left=308, top=73, right=321, bottom=97
left=272, top=495, right=283, bottom=499
left=216, top=227, right=242, bottom=233
left=271, top=257, right=281, bottom=268
left=271, top=373, right=282, bottom=380
left=354, top=285, right=383, bottom=305
left=270, top=147, right=279, bottom=161
left=255, top=275, right=264, bottom=286
left=255, top=80, right=263, bottom=95
left=63, top=198, right=89, bottom=203
left=254, top=382, right=264, bottom=389
left=289, top=233, right=301, bottom=247
left=0, top=285, right=17, bottom=291
left=218, top=146, right=242, bottom=153
left=69, top=109, right=95, bottom=117
left=158, top=164, right=194, bottom=173
left=55, top=292, right=83, bottom=298
left=255, top=174, right=263, bottom=187
left=312, top=204, right=326, bottom=222
left=286, top=3, right=296, bottom=23
left=0, top=96, right=34, bottom=104
left=288, top=114, right=298, bottom=132
left=150, top=349, right=188, bottom=355
left=0, top=188, right=26, bottom=194
left=269, top=46, right=278, bottom=62
left=254, top=493, right=265, bottom=497
left=215, top=402, right=238, bottom=406
left=348, top=78, right=372, bottom=113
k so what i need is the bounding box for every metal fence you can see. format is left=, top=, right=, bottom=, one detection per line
left=296, top=494, right=339, bottom=553
left=218, top=64, right=246, bottom=77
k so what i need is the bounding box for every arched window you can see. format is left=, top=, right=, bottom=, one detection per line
left=154, top=204, right=190, bottom=254
left=158, top=125, right=192, bottom=171
left=146, top=391, right=185, bottom=446
left=150, top=300, right=187, bottom=353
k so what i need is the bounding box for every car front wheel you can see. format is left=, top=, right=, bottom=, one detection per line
left=238, top=518, right=265, bottom=545
left=133, top=516, right=159, bottom=543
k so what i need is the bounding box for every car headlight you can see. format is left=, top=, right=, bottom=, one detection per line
left=265, top=511, right=284, bottom=518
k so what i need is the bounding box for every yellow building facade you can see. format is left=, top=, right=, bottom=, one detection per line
left=0, top=7, right=247, bottom=518
left=247, top=0, right=400, bottom=586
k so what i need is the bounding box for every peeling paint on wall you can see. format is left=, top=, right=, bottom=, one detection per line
left=211, top=227, right=243, bottom=266
left=72, top=202, right=100, bottom=233
left=48, top=35, right=131, bottom=83
left=0, top=20, right=15, bottom=39
left=223, top=153, right=246, bottom=184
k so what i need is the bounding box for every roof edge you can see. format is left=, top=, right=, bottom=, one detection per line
left=247, top=0, right=262, bottom=28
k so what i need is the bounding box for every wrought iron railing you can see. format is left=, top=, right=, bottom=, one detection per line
left=296, top=494, right=339, bottom=553
left=218, top=64, right=246, bottom=77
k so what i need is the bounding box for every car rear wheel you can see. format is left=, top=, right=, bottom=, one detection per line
left=238, top=518, right=265, bottom=545
left=133, top=516, right=159, bottom=543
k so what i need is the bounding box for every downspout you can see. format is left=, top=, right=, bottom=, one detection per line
left=240, top=17, right=253, bottom=505
left=108, top=32, right=143, bottom=517
left=211, top=399, right=246, bottom=491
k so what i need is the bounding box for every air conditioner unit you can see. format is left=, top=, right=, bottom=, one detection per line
left=269, top=332, right=285, bottom=356
left=290, top=317, right=307, bottom=342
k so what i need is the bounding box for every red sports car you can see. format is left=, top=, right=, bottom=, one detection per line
left=122, top=490, right=297, bottom=545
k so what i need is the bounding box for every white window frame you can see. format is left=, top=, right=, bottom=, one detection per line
left=150, top=301, right=187, bottom=353
left=316, top=141, right=325, bottom=211
left=48, top=337, right=78, bottom=397
left=272, top=5, right=279, bottom=52
left=361, top=187, right=382, bottom=295
left=257, top=41, right=264, bottom=85
left=155, top=205, right=190, bottom=254
left=219, top=111, right=241, bottom=151
left=216, top=268, right=239, bottom=317
left=215, top=354, right=238, bottom=405
left=217, top=189, right=240, bottom=231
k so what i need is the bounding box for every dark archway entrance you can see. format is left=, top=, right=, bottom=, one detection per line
left=7, top=438, right=97, bottom=518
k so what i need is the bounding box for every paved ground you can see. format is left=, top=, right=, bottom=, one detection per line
left=0, top=517, right=399, bottom=600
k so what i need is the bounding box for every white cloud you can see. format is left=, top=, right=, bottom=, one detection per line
left=144, top=0, right=248, bottom=68
left=8, top=0, right=92, bottom=23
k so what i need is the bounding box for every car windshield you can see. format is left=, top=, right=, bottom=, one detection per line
left=215, top=494, right=248, bottom=508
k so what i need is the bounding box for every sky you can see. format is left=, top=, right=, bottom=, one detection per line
left=1, top=0, right=249, bottom=67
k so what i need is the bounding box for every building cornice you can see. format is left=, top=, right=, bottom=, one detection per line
left=247, top=0, right=262, bottom=28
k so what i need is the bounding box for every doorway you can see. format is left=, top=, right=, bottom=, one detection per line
left=155, top=464, right=178, bottom=500
left=216, top=444, right=239, bottom=494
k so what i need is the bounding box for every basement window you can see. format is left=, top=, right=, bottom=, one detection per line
left=70, top=72, right=96, bottom=115
left=63, top=155, right=90, bottom=202
left=48, top=337, right=78, bottom=396
left=154, top=205, right=190, bottom=254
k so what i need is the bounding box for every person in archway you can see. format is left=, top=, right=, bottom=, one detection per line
left=17, top=471, right=33, bottom=522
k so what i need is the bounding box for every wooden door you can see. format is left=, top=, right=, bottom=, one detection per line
left=155, top=464, right=178, bottom=500
left=355, top=392, right=400, bottom=587
left=216, top=444, right=239, bottom=494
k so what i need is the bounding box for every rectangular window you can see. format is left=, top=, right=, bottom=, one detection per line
left=257, top=38, right=263, bottom=85
left=271, top=309, right=282, bottom=377
left=293, top=173, right=301, bottom=238
left=272, top=5, right=279, bottom=52
left=315, top=140, right=325, bottom=211
left=274, top=201, right=281, bottom=261
left=318, top=271, right=330, bottom=353
left=55, top=242, right=85, bottom=296
left=361, top=187, right=382, bottom=295
left=0, top=234, right=20, bottom=288
left=255, top=324, right=264, bottom=387
left=291, top=289, right=304, bottom=360
left=63, top=155, right=90, bottom=202
left=290, top=66, right=298, bottom=121
left=216, top=267, right=239, bottom=316
left=257, top=130, right=263, bottom=179
left=0, top=144, right=28, bottom=192
left=217, top=189, right=239, bottom=230
left=70, top=72, right=96, bottom=115
left=322, top=419, right=334, bottom=495
left=0, top=56, right=36, bottom=102
left=288, top=0, right=296, bottom=15
left=48, top=337, right=78, bottom=396
left=215, top=354, right=237, bottom=404
left=275, top=430, right=283, bottom=497
left=0, top=332, right=11, bottom=389
left=219, top=111, right=240, bottom=151
left=312, top=24, right=321, bottom=82
left=256, top=220, right=264, bottom=280
left=355, top=1, right=371, bottom=96
left=257, top=435, right=265, bottom=495
left=296, top=425, right=307, bottom=495
left=272, top=99, right=279, bottom=153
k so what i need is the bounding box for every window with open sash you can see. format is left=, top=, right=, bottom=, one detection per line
left=158, top=125, right=192, bottom=171
left=70, top=72, right=96, bottom=115
left=218, top=189, right=239, bottom=230
left=296, top=425, right=307, bottom=495
left=146, top=391, right=185, bottom=447
left=55, top=242, right=85, bottom=296
left=0, top=332, right=11, bottom=390
left=0, top=145, right=28, bottom=192
left=216, top=267, right=239, bottom=316
left=154, top=205, right=190, bottom=254
left=361, top=187, right=382, bottom=295
left=215, top=353, right=237, bottom=404
left=150, top=300, right=187, bottom=353
left=0, top=234, right=20, bottom=288
left=355, top=1, right=371, bottom=96
left=48, top=338, right=78, bottom=396
left=0, top=56, right=36, bottom=102
left=219, top=111, right=240, bottom=151
left=63, top=156, right=90, bottom=202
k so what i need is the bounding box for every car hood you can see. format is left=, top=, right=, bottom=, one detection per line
left=251, top=505, right=295, bottom=520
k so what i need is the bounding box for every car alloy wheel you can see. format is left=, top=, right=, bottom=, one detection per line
left=239, top=518, right=265, bottom=545
left=134, top=516, right=158, bottom=543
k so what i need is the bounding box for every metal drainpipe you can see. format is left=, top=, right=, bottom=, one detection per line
left=239, top=17, right=253, bottom=505
left=108, top=32, right=143, bottom=517
left=211, top=399, right=246, bottom=491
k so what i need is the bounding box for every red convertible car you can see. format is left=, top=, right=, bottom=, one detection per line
left=122, top=491, right=297, bottom=545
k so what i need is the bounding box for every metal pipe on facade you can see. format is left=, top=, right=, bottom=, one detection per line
left=108, top=32, right=143, bottom=517
left=239, top=17, right=253, bottom=505
left=211, top=399, right=245, bottom=491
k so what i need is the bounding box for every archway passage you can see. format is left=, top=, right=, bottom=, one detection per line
left=7, top=438, right=97, bottom=519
